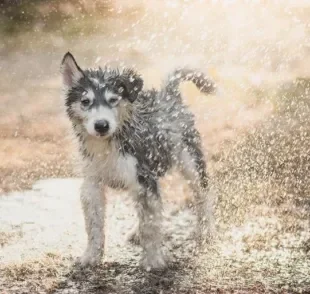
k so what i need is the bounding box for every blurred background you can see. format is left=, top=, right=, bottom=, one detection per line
left=0, top=0, right=310, bottom=292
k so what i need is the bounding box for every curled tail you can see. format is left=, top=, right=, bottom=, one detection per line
left=165, top=68, right=216, bottom=97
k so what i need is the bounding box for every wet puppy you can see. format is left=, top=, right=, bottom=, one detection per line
left=61, top=52, right=216, bottom=270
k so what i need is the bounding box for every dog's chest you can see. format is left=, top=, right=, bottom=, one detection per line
left=83, top=138, right=137, bottom=189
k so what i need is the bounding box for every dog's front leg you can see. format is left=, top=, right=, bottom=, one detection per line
left=132, top=176, right=166, bottom=271
left=79, top=177, right=105, bottom=267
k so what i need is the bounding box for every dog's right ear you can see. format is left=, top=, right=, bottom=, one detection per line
left=61, top=52, right=84, bottom=88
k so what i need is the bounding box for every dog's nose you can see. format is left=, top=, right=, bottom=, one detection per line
left=94, top=120, right=109, bottom=135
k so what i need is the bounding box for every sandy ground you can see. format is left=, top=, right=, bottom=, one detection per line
left=1, top=0, right=310, bottom=293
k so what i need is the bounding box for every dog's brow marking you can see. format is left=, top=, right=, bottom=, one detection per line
left=86, top=89, right=95, bottom=100
left=105, top=90, right=119, bottom=102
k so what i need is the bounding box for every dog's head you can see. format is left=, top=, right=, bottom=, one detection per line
left=61, top=52, right=143, bottom=138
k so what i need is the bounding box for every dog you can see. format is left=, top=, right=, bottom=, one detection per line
left=60, top=52, right=216, bottom=270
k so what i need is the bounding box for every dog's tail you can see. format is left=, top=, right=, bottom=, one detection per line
left=165, top=68, right=216, bottom=97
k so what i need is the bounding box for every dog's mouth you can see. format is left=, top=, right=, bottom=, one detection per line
left=93, top=131, right=112, bottom=139
left=95, top=132, right=108, bottom=137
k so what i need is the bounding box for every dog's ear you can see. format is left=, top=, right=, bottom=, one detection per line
left=61, top=52, right=84, bottom=88
left=121, top=69, right=144, bottom=103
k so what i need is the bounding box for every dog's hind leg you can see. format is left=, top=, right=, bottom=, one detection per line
left=130, top=174, right=166, bottom=270
left=79, top=177, right=106, bottom=267
left=126, top=222, right=140, bottom=245
left=178, top=143, right=215, bottom=245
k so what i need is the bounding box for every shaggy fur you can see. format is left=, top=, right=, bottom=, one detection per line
left=61, top=52, right=216, bottom=270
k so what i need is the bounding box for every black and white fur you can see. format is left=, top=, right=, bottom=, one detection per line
left=61, top=52, right=216, bottom=270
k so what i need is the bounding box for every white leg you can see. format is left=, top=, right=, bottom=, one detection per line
left=79, top=177, right=105, bottom=267
left=179, top=149, right=215, bottom=244
left=192, top=182, right=216, bottom=244
left=126, top=223, right=140, bottom=245
left=131, top=182, right=166, bottom=270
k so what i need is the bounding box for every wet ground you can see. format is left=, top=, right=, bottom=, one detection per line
left=0, top=178, right=207, bottom=294
left=1, top=178, right=309, bottom=294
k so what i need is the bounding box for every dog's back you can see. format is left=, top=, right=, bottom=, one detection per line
left=115, top=68, right=215, bottom=179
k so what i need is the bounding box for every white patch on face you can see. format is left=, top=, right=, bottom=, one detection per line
left=84, top=106, right=118, bottom=137
left=105, top=90, right=115, bottom=100
left=105, top=90, right=121, bottom=105
left=85, top=88, right=95, bottom=101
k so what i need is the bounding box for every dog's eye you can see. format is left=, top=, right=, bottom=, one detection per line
left=109, top=97, right=120, bottom=105
left=81, top=98, right=91, bottom=107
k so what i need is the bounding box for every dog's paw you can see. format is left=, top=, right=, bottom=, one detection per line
left=141, top=249, right=167, bottom=271
left=77, top=249, right=103, bottom=267
left=201, top=227, right=216, bottom=243
left=193, top=224, right=216, bottom=253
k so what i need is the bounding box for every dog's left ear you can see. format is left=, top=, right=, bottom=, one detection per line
left=121, top=69, right=144, bottom=103
left=61, top=52, right=84, bottom=88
